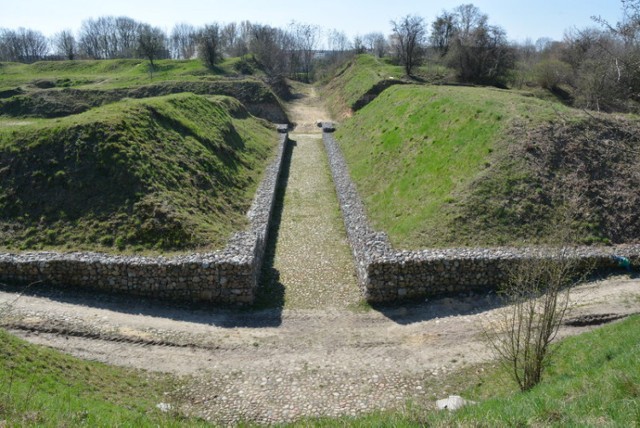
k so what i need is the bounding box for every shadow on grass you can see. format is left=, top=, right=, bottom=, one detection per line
left=0, top=139, right=298, bottom=329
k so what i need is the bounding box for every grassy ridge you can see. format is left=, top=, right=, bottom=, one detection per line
left=0, top=58, right=288, bottom=123
left=336, top=85, right=567, bottom=248
left=323, top=54, right=452, bottom=119
left=0, top=58, right=251, bottom=91
left=0, top=328, right=206, bottom=426
left=0, top=80, right=285, bottom=121
left=336, top=84, right=640, bottom=248
left=0, top=93, right=277, bottom=253
left=323, top=55, right=405, bottom=118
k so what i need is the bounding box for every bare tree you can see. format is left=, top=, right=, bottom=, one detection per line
left=290, top=22, right=320, bottom=82
left=390, top=15, right=426, bottom=75
left=114, top=16, right=139, bottom=58
left=353, top=35, right=366, bottom=54
left=137, top=24, right=167, bottom=72
left=561, top=28, right=627, bottom=111
left=430, top=4, right=514, bottom=86
left=455, top=3, right=488, bottom=40
left=585, top=0, right=640, bottom=110
left=220, top=22, right=238, bottom=57
left=430, top=11, right=456, bottom=57
left=327, top=29, right=350, bottom=52
left=321, top=29, right=353, bottom=70
left=78, top=16, right=145, bottom=59
left=170, top=23, right=196, bottom=59
left=52, top=30, right=76, bottom=60
left=233, top=20, right=253, bottom=58
left=363, top=32, right=387, bottom=57
left=250, top=24, right=286, bottom=75
left=485, top=247, right=587, bottom=391
left=535, top=37, right=554, bottom=53
left=197, top=24, right=223, bottom=70
left=78, top=17, right=115, bottom=59
left=0, top=28, right=49, bottom=62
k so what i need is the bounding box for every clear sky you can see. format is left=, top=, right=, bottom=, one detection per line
left=0, top=0, right=623, bottom=44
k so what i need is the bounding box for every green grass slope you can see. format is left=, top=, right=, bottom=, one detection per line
left=336, top=84, right=640, bottom=248
left=0, top=58, right=254, bottom=91
left=0, top=328, right=206, bottom=426
left=0, top=58, right=287, bottom=123
left=433, top=314, right=640, bottom=426
left=0, top=80, right=286, bottom=122
left=322, top=54, right=453, bottom=119
left=323, top=55, right=406, bottom=118
left=0, top=93, right=277, bottom=253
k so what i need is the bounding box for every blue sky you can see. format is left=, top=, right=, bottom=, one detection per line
left=0, top=0, right=623, bottom=44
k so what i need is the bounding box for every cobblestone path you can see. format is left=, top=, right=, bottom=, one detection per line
left=261, top=85, right=362, bottom=309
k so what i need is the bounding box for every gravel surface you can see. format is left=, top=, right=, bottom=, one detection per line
left=271, top=131, right=360, bottom=309
left=261, top=84, right=361, bottom=310
left=1, top=275, right=639, bottom=425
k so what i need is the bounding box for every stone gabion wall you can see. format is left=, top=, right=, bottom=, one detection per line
left=0, top=131, right=289, bottom=305
left=323, top=129, right=640, bottom=303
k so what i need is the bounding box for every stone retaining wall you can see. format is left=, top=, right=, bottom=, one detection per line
left=323, top=129, right=640, bottom=303
left=0, top=131, right=289, bottom=305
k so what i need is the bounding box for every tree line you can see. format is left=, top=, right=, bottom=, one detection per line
left=0, top=17, right=324, bottom=83
left=390, top=1, right=640, bottom=112
left=1, top=1, right=638, bottom=111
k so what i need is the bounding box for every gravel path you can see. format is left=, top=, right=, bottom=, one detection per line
left=1, top=84, right=639, bottom=426
left=272, top=125, right=360, bottom=309
left=259, top=84, right=361, bottom=310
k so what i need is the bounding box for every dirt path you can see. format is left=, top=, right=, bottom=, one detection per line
left=1, top=84, right=639, bottom=426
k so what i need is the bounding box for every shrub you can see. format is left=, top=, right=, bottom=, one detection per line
left=535, top=59, right=573, bottom=90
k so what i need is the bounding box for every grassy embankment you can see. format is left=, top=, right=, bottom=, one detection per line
left=0, top=327, right=208, bottom=426
left=333, top=83, right=640, bottom=248
left=323, top=54, right=451, bottom=119
left=0, top=59, right=287, bottom=122
left=0, top=93, right=277, bottom=253
left=0, top=57, right=254, bottom=90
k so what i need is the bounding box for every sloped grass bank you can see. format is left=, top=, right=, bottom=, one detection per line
left=323, top=54, right=452, bottom=119
left=0, top=79, right=287, bottom=123
left=0, top=93, right=277, bottom=253
left=432, top=315, right=640, bottom=426
left=0, top=328, right=206, bottom=426
left=0, top=58, right=249, bottom=91
left=0, top=58, right=288, bottom=123
left=336, top=84, right=640, bottom=248
left=323, top=55, right=406, bottom=119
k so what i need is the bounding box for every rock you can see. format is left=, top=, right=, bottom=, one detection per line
left=436, top=395, right=476, bottom=411
left=156, top=402, right=172, bottom=412
left=322, top=122, right=336, bottom=133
